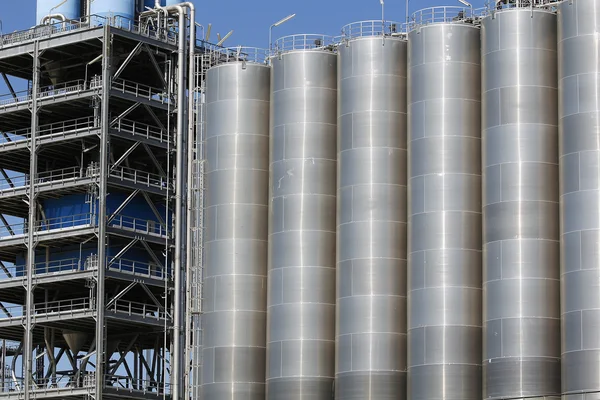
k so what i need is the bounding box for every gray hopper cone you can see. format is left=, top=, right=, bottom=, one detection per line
left=62, top=331, right=88, bottom=355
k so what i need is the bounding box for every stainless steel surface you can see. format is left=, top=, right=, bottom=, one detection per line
left=202, top=62, right=270, bottom=399
left=407, top=20, right=482, bottom=400
left=481, top=9, right=561, bottom=400
left=559, top=0, right=600, bottom=397
left=336, top=34, right=407, bottom=400
left=267, top=49, right=337, bottom=400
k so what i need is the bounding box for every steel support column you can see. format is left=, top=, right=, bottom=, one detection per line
left=95, top=25, right=112, bottom=399
left=24, top=39, right=40, bottom=400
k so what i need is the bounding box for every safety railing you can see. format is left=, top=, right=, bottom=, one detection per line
left=108, top=259, right=167, bottom=279
left=274, top=34, right=336, bottom=53
left=488, top=0, right=556, bottom=12
left=104, top=375, right=170, bottom=394
left=112, top=118, right=170, bottom=144
left=213, top=46, right=269, bottom=64
left=0, top=166, right=91, bottom=192
left=0, top=117, right=97, bottom=147
left=0, top=165, right=169, bottom=192
left=112, top=79, right=172, bottom=104
left=0, top=79, right=98, bottom=110
left=0, top=14, right=177, bottom=49
left=109, top=166, right=171, bottom=191
left=410, top=6, right=476, bottom=28
left=7, top=258, right=81, bottom=278
left=0, top=297, right=92, bottom=322
left=109, top=215, right=170, bottom=238
left=0, top=373, right=96, bottom=393
left=0, top=213, right=168, bottom=240
left=341, top=20, right=406, bottom=39
left=108, top=299, right=169, bottom=321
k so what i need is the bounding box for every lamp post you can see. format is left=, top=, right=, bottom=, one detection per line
left=405, top=0, right=413, bottom=32
left=458, top=0, right=473, bottom=16
left=269, top=13, right=296, bottom=54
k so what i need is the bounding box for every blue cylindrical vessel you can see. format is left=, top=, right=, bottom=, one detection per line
left=36, top=0, right=81, bottom=24
left=165, top=0, right=180, bottom=6
left=90, top=0, right=135, bottom=24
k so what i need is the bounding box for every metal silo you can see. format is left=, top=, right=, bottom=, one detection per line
left=202, top=48, right=270, bottom=400
left=267, top=35, right=337, bottom=400
left=481, top=5, right=561, bottom=399
left=336, top=20, right=407, bottom=400
left=559, top=0, right=600, bottom=397
left=90, top=0, right=135, bottom=23
left=407, top=7, right=482, bottom=400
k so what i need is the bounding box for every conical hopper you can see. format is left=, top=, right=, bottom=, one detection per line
left=62, top=331, right=88, bottom=355
left=106, top=339, right=121, bottom=356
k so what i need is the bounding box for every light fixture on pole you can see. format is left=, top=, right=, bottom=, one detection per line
left=405, top=0, right=413, bottom=32
left=380, top=0, right=385, bottom=25
left=458, top=0, right=473, bottom=15
left=269, top=13, right=296, bottom=53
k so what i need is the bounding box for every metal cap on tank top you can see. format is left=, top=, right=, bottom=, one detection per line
left=409, top=5, right=485, bottom=33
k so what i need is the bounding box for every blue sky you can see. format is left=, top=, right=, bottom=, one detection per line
left=1, top=0, right=489, bottom=47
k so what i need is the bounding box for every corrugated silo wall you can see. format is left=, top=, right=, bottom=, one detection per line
left=407, top=22, right=482, bottom=400
left=559, top=0, right=600, bottom=397
left=201, top=61, right=271, bottom=399
left=481, top=8, right=561, bottom=399
left=335, top=36, right=408, bottom=399
left=266, top=49, right=338, bottom=400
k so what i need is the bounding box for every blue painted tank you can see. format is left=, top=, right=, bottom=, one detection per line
left=36, top=0, right=81, bottom=24
left=90, top=0, right=135, bottom=24
left=164, top=0, right=180, bottom=6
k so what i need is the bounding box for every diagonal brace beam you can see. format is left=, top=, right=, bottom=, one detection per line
left=1, top=73, right=17, bottom=100
left=140, top=241, right=164, bottom=269
left=142, top=104, right=166, bottom=132
left=140, top=283, right=165, bottom=312
left=108, top=334, right=138, bottom=374
left=107, top=190, right=140, bottom=224
left=0, top=215, right=15, bottom=236
left=142, top=144, right=166, bottom=178
left=0, top=261, right=13, bottom=278
left=142, top=192, right=166, bottom=228
left=110, top=142, right=141, bottom=172
left=142, top=44, right=168, bottom=89
left=110, top=102, right=141, bottom=126
left=107, top=239, right=139, bottom=268
left=0, top=169, right=15, bottom=188
left=112, top=42, right=144, bottom=81
left=105, top=282, right=137, bottom=308
left=0, top=302, right=12, bottom=318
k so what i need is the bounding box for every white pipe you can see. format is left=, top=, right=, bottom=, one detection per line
left=40, top=13, right=67, bottom=25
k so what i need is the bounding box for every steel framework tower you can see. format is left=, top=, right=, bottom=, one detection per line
left=0, top=12, right=197, bottom=400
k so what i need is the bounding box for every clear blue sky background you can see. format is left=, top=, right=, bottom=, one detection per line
left=0, top=0, right=489, bottom=48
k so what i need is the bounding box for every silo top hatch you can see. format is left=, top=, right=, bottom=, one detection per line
left=273, top=34, right=336, bottom=55
left=409, top=6, right=483, bottom=32
left=341, top=20, right=407, bottom=40
left=213, top=46, right=270, bottom=66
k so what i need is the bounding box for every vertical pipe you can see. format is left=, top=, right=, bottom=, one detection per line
left=24, top=39, right=40, bottom=400
left=481, top=8, right=560, bottom=399
left=558, top=0, right=600, bottom=397
left=95, top=23, right=111, bottom=399
left=407, top=19, right=482, bottom=400
left=172, top=7, right=187, bottom=399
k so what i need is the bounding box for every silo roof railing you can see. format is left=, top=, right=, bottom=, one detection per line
left=219, top=47, right=270, bottom=64
left=410, top=6, right=481, bottom=30
left=487, top=0, right=558, bottom=12
left=274, top=34, right=336, bottom=54
left=341, top=20, right=407, bottom=40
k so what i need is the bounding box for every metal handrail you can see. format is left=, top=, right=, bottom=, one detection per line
left=108, top=298, right=170, bottom=321
left=0, top=79, right=97, bottom=108
left=0, top=117, right=97, bottom=145
left=108, top=166, right=172, bottom=190
left=109, top=215, right=171, bottom=237
left=108, top=258, right=167, bottom=279
left=112, top=118, right=170, bottom=144
left=341, top=20, right=406, bottom=39
left=0, top=14, right=176, bottom=49
left=112, top=79, right=172, bottom=104
left=215, top=46, right=270, bottom=64
left=274, top=34, right=336, bottom=53
left=410, top=6, right=476, bottom=29
left=486, top=0, right=556, bottom=13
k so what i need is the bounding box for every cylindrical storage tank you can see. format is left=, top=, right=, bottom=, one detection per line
left=407, top=7, right=482, bottom=400
left=559, top=0, right=600, bottom=397
left=36, top=0, right=81, bottom=24
left=336, top=21, right=407, bottom=400
left=481, top=8, right=561, bottom=400
left=266, top=35, right=337, bottom=400
left=90, top=0, right=135, bottom=23
left=202, top=48, right=271, bottom=400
